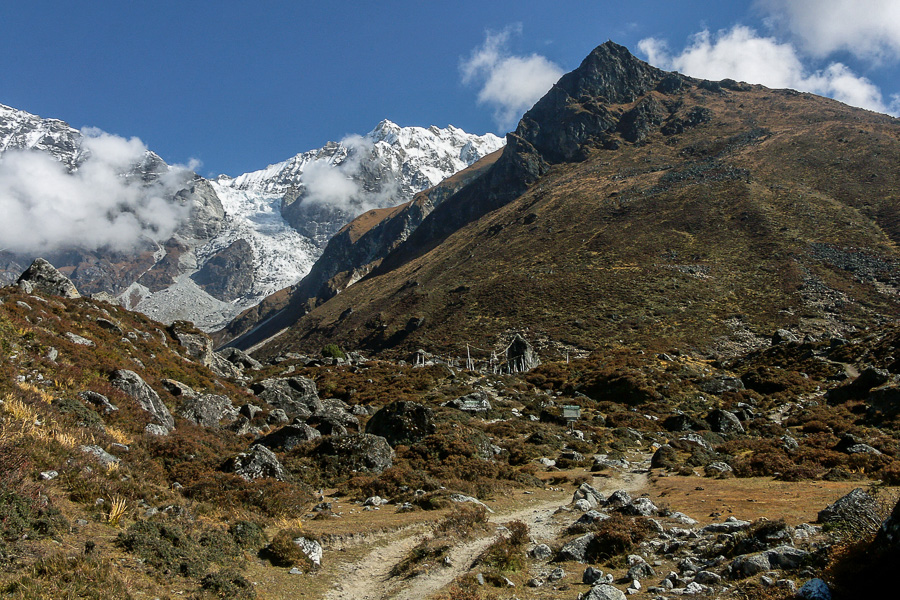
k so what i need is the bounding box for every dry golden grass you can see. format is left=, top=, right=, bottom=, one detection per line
left=647, top=474, right=889, bottom=525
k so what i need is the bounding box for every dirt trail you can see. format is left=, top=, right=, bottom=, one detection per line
left=322, top=470, right=648, bottom=600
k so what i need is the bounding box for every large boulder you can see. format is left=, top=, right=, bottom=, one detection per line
left=365, top=401, right=434, bottom=446
left=315, top=434, right=393, bottom=474
left=222, top=445, right=288, bottom=482
left=556, top=532, right=596, bottom=563
left=706, top=409, right=745, bottom=435
left=582, top=583, right=627, bottom=600
left=16, top=258, right=80, bottom=299
left=817, top=488, right=881, bottom=532
left=178, top=394, right=238, bottom=428
left=250, top=376, right=323, bottom=418
left=110, top=369, right=174, bottom=433
left=255, top=423, right=321, bottom=451
left=217, top=346, right=263, bottom=371
left=168, top=324, right=242, bottom=379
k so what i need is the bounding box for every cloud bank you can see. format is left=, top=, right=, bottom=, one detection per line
left=759, top=0, right=900, bottom=61
left=461, top=25, right=564, bottom=130
left=639, top=26, right=898, bottom=115
left=0, top=129, right=194, bottom=255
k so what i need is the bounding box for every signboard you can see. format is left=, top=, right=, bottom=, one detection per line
left=562, top=405, right=581, bottom=421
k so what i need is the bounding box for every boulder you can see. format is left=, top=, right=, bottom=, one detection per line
left=160, top=379, right=197, bottom=399
left=255, top=424, right=321, bottom=451
left=217, top=346, right=262, bottom=371
left=530, top=543, right=553, bottom=561
left=110, top=369, right=174, bottom=433
left=582, top=584, right=627, bottom=600
left=449, top=494, right=494, bottom=513
left=573, top=482, right=606, bottom=509
left=80, top=444, right=119, bottom=466
left=817, top=488, right=881, bottom=531
left=700, top=377, right=745, bottom=395
left=583, top=566, right=604, bottom=585
left=316, top=434, right=393, bottom=474
left=78, top=391, right=118, bottom=414
left=446, top=391, right=492, bottom=412
left=556, top=532, right=595, bottom=562
left=765, top=545, right=808, bottom=569
left=292, top=536, right=323, bottom=566
left=169, top=324, right=241, bottom=379
left=706, top=409, right=745, bottom=435
left=307, top=398, right=359, bottom=434
left=605, top=489, right=632, bottom=508
left=178, top=394, right=238, bottom=428
left=797, top=578, right=831, bottom=600
left=827, top=367, right=891, bottom=403
left=730, top=552, right=771, bottom=577
left=222, top=445, right=289, bottom=482
left=16, top=258, right=80, bottom=299
left=365, top=401, right=435, bottom=446
left=621, top=497, right=658, bottom=516
left=250, top=376, right=322, bottom=418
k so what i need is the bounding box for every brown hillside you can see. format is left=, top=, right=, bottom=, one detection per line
left=255, top=42, right=900, bottom=363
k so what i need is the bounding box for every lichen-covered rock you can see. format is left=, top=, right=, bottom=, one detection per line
left=315, top=434, right=393, bottom=474
left=582, top=583, right=627, bottom=600
left=78, top=391, right=118, bottom=414
left=178, top=394, right=238, bottom=428
left=110, top=369, right=174, bottom=433
left=222, top=445, right=288, bottom=482
left=556, top=532, right=595, bottom=563
left=817, top=488, right=881, bottom=531
left=573, top=482, right=606, bottom=509
left=250, top=376, right=322, bottom=418
left=255, top=423, right=321, bottom=451
left=16, top=258, right=80, bottom=298
left=365, top=401, right=434, bottom=446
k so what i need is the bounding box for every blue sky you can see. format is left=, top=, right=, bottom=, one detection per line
left=2, top=1, right=898, bottom=177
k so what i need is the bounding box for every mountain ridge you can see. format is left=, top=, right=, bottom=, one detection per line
left=242, top=41, right=900, bottom=363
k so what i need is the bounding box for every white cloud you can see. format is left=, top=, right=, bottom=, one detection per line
left=461, top=25, right=564, bottom=130
left=0, top=128, right=193, bottom=254
left=299, top=134, right=399, bottom=215
left=638, top=26, right=896, bottom=115
left=758, top=0, right=900, bottom=61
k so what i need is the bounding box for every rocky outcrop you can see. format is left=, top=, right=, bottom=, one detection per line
left=16, top=258, right=80, bottom=298
left=250, top=376, right=322, bottom=418
left=222, top=444, right=288, bottom=482
left=178, top=394, right=238, bottom=428
left=364, top=401, right=434, bottom=446
left=315, top=434, right=393, bottom=474
left=110, top=369, right=174, bottom=434
left=255, top=422, right=321, bottom=451
left=191, top=239, right=254, bottom=300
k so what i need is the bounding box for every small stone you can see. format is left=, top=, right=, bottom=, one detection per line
left=289, top=567, right=303, bottom=575
left=548, top=566, right=566, bottom=582
left=530, top=543, right=553, bottom=560
left=526, top=578, right=543, bottom=587
left=39, top=470, right=58, bottom=480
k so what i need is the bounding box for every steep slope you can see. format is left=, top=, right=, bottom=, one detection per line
left=253, top=41, right=900, bottom=362
left=217, top=149, right=503, bottom=347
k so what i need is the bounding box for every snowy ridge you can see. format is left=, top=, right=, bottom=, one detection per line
left=219, top=119, right=504, bottom=197
left=0, top=101, right=505, bottom=332
left=0, top=103, right=84, bottom=169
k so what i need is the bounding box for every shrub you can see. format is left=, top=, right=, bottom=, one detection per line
left=584, top=515, right=655, bottom=562
left=478, top=520, right=529, bottom=573
left=321, top=344, right=346, bottom=360
left=200, top=570, right=256, bottom=599
left=262, top=528, right=315, bottom=568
